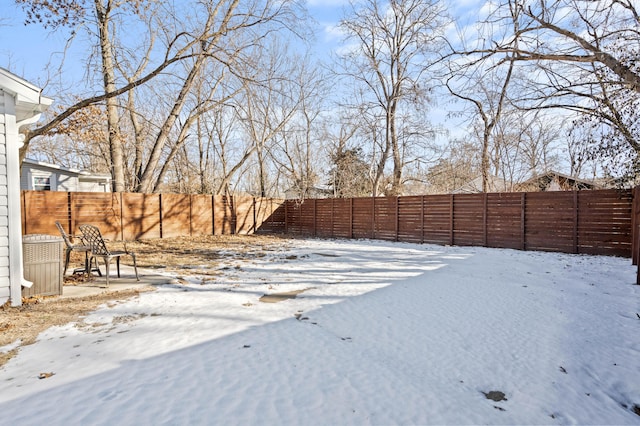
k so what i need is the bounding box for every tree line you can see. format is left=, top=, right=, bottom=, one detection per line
left=12, top=0, right=640, bottom=197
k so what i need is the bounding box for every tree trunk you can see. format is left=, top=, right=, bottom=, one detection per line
left=390, top=99, right=402, bottom=196
left=96, top=0, right=125, bottom=192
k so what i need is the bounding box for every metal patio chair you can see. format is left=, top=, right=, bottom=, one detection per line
left=55, top=221, right=101, bottom=276
left=78, top=224, right=139, bottom=287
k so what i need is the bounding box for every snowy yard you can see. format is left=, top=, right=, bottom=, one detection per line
left=0, top=238, right=639, bottom=425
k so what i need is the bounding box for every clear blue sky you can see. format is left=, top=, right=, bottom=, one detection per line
left=1, top=0, right=483, bottom=85
left=0, top=0, right=350, bottom=86
left=0, top=0, right=482, bottom=141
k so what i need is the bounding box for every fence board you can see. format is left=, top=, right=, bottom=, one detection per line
left=21, top=191, right=282, bottom=240
left=352, top=197, right=374, bottom=239
left=72, top=192, right=122, bottom=240
left=213, top=195, right=235, bottom=235
left=191, top=194, right=213, bottom=236
left=578, top=189, right=631, bottom=256
left=284, top=201, right=302, bottom=235
left=487, top=193, right=522, bottom=249
left=122, top=193, right=160, bottom=240
left=316, top=199, right=333, bottom=238
left=374, top=197, right=396, bottom=241
left=333, top=198, right=352, bottom=239
left=453, top=194, right=484, bottom=246
left=22, top=191, right=69, bottom=235
left=161, top=193, right=191, bottom=238
left=282, top=189, right=634, bottom=258
left=234, top=196, right=256, bottom=235
left=423, top=195, right=452, bottom=245
left=255, top=198, right=285, bottom=234
left=21, top=189, right=635, bottom=259
left=398, top=196, right=423, bottom=243
left=524, top=192, right=574, bottom=252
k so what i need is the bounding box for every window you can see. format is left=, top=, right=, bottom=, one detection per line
left=33, top=176, right=51, bottom=191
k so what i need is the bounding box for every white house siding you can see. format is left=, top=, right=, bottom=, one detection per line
left=0, top=92, right=9, bottom=302
left=0, top=69, right=52, bottom=306
left=21, top=162, right=78, bottom=191
left=78, top=177, right=111, bottom=192
left=20, top=159, right=111, bottom=193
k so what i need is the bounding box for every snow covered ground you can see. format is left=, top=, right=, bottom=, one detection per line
left=0, top=238, right=639, bottom=425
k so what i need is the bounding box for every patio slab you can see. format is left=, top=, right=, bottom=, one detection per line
left=60, top=265, right=176, bottom=299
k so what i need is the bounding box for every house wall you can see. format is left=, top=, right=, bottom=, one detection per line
left=78, top=178, right=110, bottom=193
left=20, top=163, right=79, bottom=191
left=0, top=91, right=10, bottom=303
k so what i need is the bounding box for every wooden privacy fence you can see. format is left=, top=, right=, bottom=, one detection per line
left=283, top=189, right=634, bottom=258
left=21, top=191, right=285, bottom=241
left=21, top=188, right=639, bottom=262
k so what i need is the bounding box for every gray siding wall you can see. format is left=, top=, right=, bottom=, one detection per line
left=21, top=163, right=80, bottom=191
left=78, top=179, right=110, bottom=192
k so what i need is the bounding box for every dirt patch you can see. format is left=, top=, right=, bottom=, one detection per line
left=483, top=391, right=508, bottom=402
left=1, top=234, right=295, bottom=368
left=120, top=234, right=295, bottom=274
left=260, top=288, right=314, bottom=303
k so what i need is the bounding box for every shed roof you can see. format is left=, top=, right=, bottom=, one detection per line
left=23, top=158, right=112, bottom=182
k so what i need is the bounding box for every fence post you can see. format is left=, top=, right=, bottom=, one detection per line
left=252, top=197, right=257, bottom=234
left=189, top=195, right=194, bottom=236
left=67, top=191, right=74, bottom=235
left=231, top=195, right=236, bottom=235
left=421, top=195, right=425, bottom=244
left=350, top=198, right=354, bottom=239
left=159, top=193, right=164, bottom=239
left=21, top=191, right=26, bottom=235
left=284, top=200, right=288, bottom=234
left=395, top=196, right=399, bottom=242
left=632, top=186, right=639, bottom=266
left=211, top=195, right=216, bottom=236
left=520, top=193, right=526, bottom=251
left=372, top=196, right=376, bottom=239
left=483, top=193, right=488, bottom=247
left=631, top=186, right=640, bottom=284
left=573, top=191, right=579, bottom=254
left=119, top=192, right=124, bottom=242
left=449, top=194, right=454, bottom=245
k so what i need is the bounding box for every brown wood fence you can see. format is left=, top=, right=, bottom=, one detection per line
left=21, top=188, right=640, bottom=282
left=21, top=191, right=285, bottom=241
left=283, top=189, right=634, bottom=258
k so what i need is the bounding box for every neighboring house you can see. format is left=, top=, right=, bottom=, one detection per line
left=1, top=68, right=53, bottom=306
left=516, top=171, right=605, bottom=192
left=453, top=171, right=606, bottom=194
left=21, top=158, right=112, bottom=192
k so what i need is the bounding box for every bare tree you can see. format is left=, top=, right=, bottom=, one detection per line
left=460, top=0, right=640, bottom=181
left=16, top=0, right=305, bottom=193
left=446, top=59, right=515, bottom=192
left=444, top=0, right=525, bottom=192
left=229, top=39, right=305, bottom=197
left=491, top=0, right=640, bottom=93
left=337, top=0, right=449, bottom=196
left=17, top=0, right=192, bottom=181
left=267, top=54, right=328, bottom=200
left=425, top=138, right=479, bottom=194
